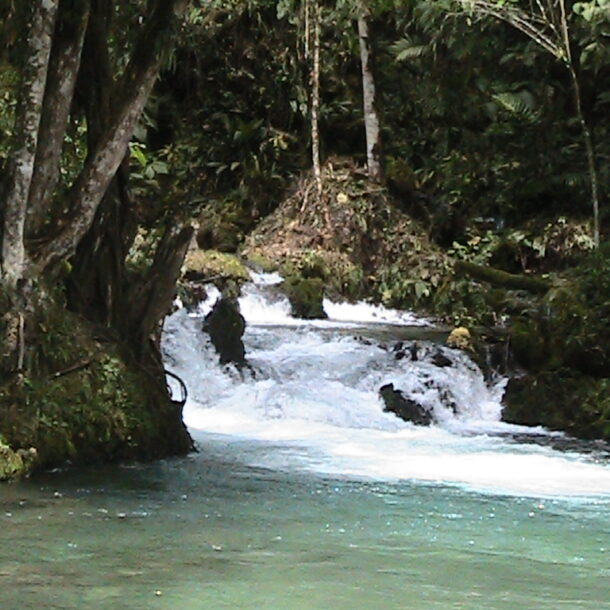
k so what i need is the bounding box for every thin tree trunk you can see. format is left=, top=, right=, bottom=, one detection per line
left=26, top=1, right=91, bottom=238
left=568, top=65, right=600, bottom=246
left=1, top=0, right=58, bottom=286
left=304, top=0, right=310, bottom=60
left=32, top=0, right=190, bottom=274
left=556, top=0, right=600, bottom=246
left=357, top=11, right=382, bottom=182
left=310, top=0, right=322, bottom=199
left=127, top=223, right=194, bottom=355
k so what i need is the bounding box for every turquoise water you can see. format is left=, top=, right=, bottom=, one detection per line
left=1, top=434, right=609, bottom=610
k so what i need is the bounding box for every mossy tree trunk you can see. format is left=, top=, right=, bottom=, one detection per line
left=0, top=0, right=194, bottom=467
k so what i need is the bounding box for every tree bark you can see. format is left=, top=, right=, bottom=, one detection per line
left=1, top=0, right=58, bottom=286
left=26, top=1, right=91, bottom=239
left=32, top=0, right=191, bottom=274
left=357, top=11, right=382, bottom=182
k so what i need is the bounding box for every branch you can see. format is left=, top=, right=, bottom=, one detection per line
left=31, top=0, right=191, bottom=274
left=454, top=260, right=551, bottom=294
left=128, top=223, right=194, bottom=350
left=26, top=1, right=91, bottom=238
left=1, top=0, right=59, bottom=286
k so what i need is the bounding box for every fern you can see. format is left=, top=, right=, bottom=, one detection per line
left=492, top=91, right=541, bottom=124
left=391, top=38, right=429, bottom=62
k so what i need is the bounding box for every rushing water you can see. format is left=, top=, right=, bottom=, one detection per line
left=1, top=273, right=609, bottom=609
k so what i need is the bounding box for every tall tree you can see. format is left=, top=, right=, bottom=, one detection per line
left=1, top=0, right=58, bottom=287
left=309, top=0, right=323, bottom=197
left=0, top=0, right=193, bottom=454
left=357, top=4, right=382, bottom=181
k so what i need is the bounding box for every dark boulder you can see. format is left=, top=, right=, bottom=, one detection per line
left=431, top=350, right=452, bottom=368
left=203, top=298, right=247, bottom=367
left=379, top=383, right=433, bottom=426
left=502, top=370, right=610, bottom=441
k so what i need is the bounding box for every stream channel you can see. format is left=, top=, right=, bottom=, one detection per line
left=1, top=272, right=609, bottom=609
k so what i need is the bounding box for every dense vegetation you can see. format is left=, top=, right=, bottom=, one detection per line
left=1, top=0, right=609, bottom=477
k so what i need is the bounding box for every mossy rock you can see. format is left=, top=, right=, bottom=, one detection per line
left=1, top=298, right=192, bottom=476
left=283, top=276, right=327, bottom=319
left=503, top=370, right=610, bottom=441
left=278, top=249, right=364, bottom=301
left=184, top=250, right=250, bottom=283
left=244, top=252, right=279, bottom=273
left=0, top=439, right=37, bottom=480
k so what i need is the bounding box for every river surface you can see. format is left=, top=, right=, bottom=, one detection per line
left=1, top=273, right=609, bottom=609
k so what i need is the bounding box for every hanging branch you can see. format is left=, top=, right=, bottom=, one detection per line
left=453, top=0, right=601, bottom=245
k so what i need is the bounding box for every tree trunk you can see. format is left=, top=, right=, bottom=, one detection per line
left=357, top=11, right=382, bottom=182
left=454, top=260, right=551, bottom=294
left=310, top=0, right=322, bottom=198
left=1, top=0, right=58, bottom=286
left=568, top=68, right=600, bottom=246
left=32, top=0, right=191, bottom=274
left=65, top=0, right=138, bottom=330
left=26, top=1, right=90, bottom=238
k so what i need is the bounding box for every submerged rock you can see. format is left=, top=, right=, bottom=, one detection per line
left=203, top=298, right=247, bottom=367
left=379, top=383, right=433, bottom=426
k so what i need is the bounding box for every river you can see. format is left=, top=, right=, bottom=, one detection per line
left=1, top=272, right=609, bottom=609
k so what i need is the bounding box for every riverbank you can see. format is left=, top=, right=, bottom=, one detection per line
left=0, top=295, right=192, bottom=481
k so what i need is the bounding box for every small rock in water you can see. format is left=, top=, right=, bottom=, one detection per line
left=379, top=383, right=433, bottom=426
left=155, top=590, right=162, bottom=597
left=431, top=351, right=453, bottom=368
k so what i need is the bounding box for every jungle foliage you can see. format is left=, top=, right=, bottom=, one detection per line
left=1, top=0, right=610, bottom=472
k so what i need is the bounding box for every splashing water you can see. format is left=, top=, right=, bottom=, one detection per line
left=163, top=273, right=610, bottom=499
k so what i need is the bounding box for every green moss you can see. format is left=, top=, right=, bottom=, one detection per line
left=1, top=295, right=191, bottom=477
left=0, top=435, right=37, bottom=481
left=283, top=276, right=327, bottom=319
left=244, top=252, right=279, bottom=273
left=184, top=250, right=250, bottom=283
left=503, top=371, right=610, bottom=441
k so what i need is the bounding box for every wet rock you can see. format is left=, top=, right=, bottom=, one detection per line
left=431, top=350, right=452, bottom=368
left=393, top=341, right=419, bottom=361
left=203, top=298, right=247, bottom=367
left=379, top=383, right=433, bottom=426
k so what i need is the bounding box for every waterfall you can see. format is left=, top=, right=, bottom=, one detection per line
left=162, top=273, right=610, bottom=498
